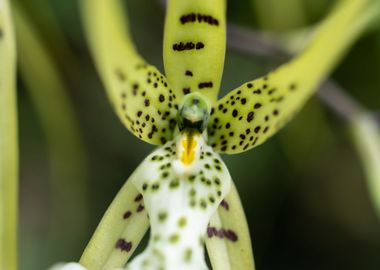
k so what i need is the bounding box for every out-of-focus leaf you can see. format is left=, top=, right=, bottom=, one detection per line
left=13, top=4, right=89, bottom=249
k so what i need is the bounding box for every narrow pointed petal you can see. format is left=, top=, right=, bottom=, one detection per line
left=208, top=0, right=379, bottom=154
left=0, top=1, right=18, bottom=269
left=126, top=133, right=231, bottom=270
left=79, top=179, right=149, bottom=270
left=206, top=182, right=255, bottom=270
left=81, top=0, right=178, bottom=145
left=163, top=0, right=226, bottom=103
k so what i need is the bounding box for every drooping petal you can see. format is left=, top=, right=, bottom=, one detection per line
left=208, top=0, right=378, bottom=154
left=126, top=132, right=231, bottom=270
left=79, top=179, right=149, bottom=270
left=206, top=182, right=255, bottom=270
left=81, top=0, right=178, bottom=145
left=163, top=0, right=226, bottom=103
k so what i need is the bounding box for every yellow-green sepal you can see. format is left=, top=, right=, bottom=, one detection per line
left=206, top=182, right=255, bottom=270
left=79, top=178, right=149, bottom=270
left=208, top=0, right=378, bottom=154
left=81, top=0, right=178, bottom=145
left=0, top=1, right=18, bottom=269
left=163, top=0, right=226, bottom=103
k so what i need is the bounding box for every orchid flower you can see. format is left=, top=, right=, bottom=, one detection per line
left=52, top=0, right=379, bottom=269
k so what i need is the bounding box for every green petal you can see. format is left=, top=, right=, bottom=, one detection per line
left=206, top=182, right=255, bottom=270
left=208, top=0, right=377, bottom=154
left=126, top=133, right=231, bottom=270
left=0, top=1, right=18, bottom=269
left=163, top=0, right=226, bottom=103
left=81, top=0, right=178, bottom=145
left=79, top=179, right=149, bottom=270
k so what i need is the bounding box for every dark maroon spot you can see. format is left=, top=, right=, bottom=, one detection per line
left=232, top=109, right=238, bottom=117
left=198, top=82, right=213, bottom=89
left=196, top=42, right=205, bottom=50
left=185, top=70, right=193, bottom=77
left=254, top=103, right=262, bottom=109
left=247, top=112, right=254, bottom=122
left=183, top=88, right=191, bottom=94
left=224, top=230, right=238, bottom=242
left=144, top=99, right=150, bottom=107
left=207, top=227, right=214, bottom=237
left=173, top=42, right=196, bottom=51
left=134, top=194, right=143, bottom=202
left=123, top=211, right=132, bottom=219
left=159, top=94, right=165, bottom=102
left=137, top=204, right=145, bottom=212
left=115, top=238, right=132, bottom=252
left=181, top=13, right=219, bottom=26
left=220, top=200, right=229, bottom=210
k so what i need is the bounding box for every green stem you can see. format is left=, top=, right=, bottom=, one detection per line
left=0, top=0, right=18, bottom=269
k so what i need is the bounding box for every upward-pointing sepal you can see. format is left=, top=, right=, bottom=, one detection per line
left=163, top=0, right=226, bottom=103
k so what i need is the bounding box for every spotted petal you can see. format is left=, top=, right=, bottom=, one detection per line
left=126, top=132, right=231, bottom=270
left=208, top=0, right=378, bottom=154
left=81, top=0, right=178, bottom=145
left=79, top=179, right=149, bottom=270
left=206, top=182, right=255, bottom=270
left=163, top=0, right=226, bottom=103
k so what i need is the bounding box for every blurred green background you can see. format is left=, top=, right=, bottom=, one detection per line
left=14, top=0, right=380, bottom=269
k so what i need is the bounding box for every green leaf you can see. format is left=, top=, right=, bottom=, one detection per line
left=0, top=1, right=18, bottom=269
left=81, top=0, right=179, bottom=145
left=206, top=182, right=255, bottom=270
left=163, top=0, right=226, bottom=103
left=79, top=178, right=149, bottom=270
left=208, top=0, right=379, bottom=154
